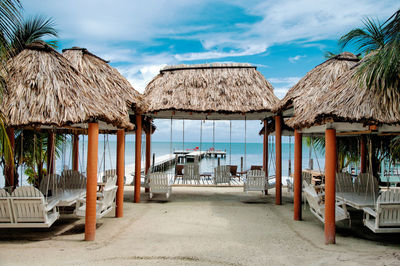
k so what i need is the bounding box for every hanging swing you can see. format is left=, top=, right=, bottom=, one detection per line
left=98, top=133, right=115, bottom=182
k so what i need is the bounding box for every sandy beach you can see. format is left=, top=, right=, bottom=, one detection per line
left=0, top=186, right=399, bottom=266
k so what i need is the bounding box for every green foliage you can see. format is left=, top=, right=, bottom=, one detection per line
left=14, top=130, right=66, bottom=186
left=324, top=51, right=339, bottom=59
left=10, top=15, right=58, bottom=56
left=340, top=9, right=400, bottom=92
left=339, top=18, right=386, bottom=54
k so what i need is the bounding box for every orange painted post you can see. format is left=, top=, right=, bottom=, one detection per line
left=294, top=130, right=302, bottom=220
left=360, top=136, right=366, bottom=173
left=72, top=134, right=79, bottom=171
left=275, top=116, right=282, bottom=205
left=116, top=129, right=125, bottom=217
left=85, top=123, right=99, bottom=241
left=5, top=128, right=15, bottom=188
left=134, top=115, right=142, bottom=203
left=145, top=127, right=151, bottom=193
left=263, top=120, right=268, bottom=194
left=47, top=131, right=55, bottom=175
left=325, top=128, right=337, bottom=244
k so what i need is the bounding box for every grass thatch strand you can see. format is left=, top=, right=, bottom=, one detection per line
left=275, top=52, right=359, bottom=114
left=62, top=47, right=145, bottom=113
left=144, top=63, right=279, bottom=114
left=287, top=58, right=400, bottom=129
left=1, top=41, right=133, bottom=130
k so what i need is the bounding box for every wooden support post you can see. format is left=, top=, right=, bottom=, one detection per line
left=5, top=128, right=15, bottom=188
left=72, top=134, right=79, bottom=171
left=85, top=123, right=99, bottom=241
left=325, top=128, right=336, bottom=244
left=116, top=129, right=125, bottom=217
left=263, top=120, right=268, bottom=194
left=360, top=135, right=366, bottom=173
left=47, top=131, right=55, bottom=175
left=134, top=115, right=142, bottom=203
left=145, top=127, right=151, bottom=193
left=275, top=116, right=282, bottom=205
left=294, top=130, right=302, bottom=220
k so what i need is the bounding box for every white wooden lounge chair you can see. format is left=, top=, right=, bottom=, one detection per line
left=39, top=174, right=61, bottom=198
left=336, top=173, right=379, bottom=209
left=0, top=188, right=13, bottom=224
left=102, top=169, right=117, bottom=183
left=303, top=181, right=349, bottom=223
left=148, top=173, right=173, bottom=199
left=214, top=165, right=231, bottom=185
left=75, top=175, right=118, bottom=219
left=244, top=170, right=266, bottom=194
left=59, top=170, right=86, bottom=206
left=5, top=186, right=60, bottom=228
left=302, top=171, right=313, bottom=186
left=183, top=163, right=200, bottom=184
left=363, top=189, right=400, bottom=233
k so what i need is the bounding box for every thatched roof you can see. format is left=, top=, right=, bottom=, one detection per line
left=0, top=41, right=133, bottom=130
left=275, top=52, right=359, bottom=114
left=62, top=47, right=144, bottom=112
left=143, top=63, right=279, bottom=120
left=287, top=59, right=400, bottom=129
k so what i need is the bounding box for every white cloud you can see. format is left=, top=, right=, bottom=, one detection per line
left=175, top=43, right=267, bottom=61
left=273, top=87, right=291, bottom=99
left=269, top=77, right=301, bottom=85
left=289, top=55, right=306, bottom=63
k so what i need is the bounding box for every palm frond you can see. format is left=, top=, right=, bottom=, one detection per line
left=339, top=18, right=386, bottom=54
left=11, top=15, right=58, bottom=56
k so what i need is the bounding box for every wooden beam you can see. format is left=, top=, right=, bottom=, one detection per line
left=72, top=134, right=79, bottom=171
left=263, top=120, right=268, bottom=194
left=85, top=123, right=99, bottom=241
left=47, top=131, right=55, bottom=175
left=324, top=128, right=336, bottom=244
left=294, top=130, right=302, bottom=221
left=134, top=115, right=142, bottom=203
left=275, top=116, right=282, bottom=205
left=5, top=128, right=15, bottom=188
left=116, top=129, right=125, bottom=217
left=145, top=127, right=151, bottom=193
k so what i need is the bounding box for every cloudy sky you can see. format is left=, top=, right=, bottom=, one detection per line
left=23, top=0, right=398, bottom=143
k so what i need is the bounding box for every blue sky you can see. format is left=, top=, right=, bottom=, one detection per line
left=23, top=0, right=398, bottom=143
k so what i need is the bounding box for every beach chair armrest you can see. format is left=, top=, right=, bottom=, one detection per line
left=363, top=207, right=376, bottom=217
left=45, top=199, right=59, bottom=211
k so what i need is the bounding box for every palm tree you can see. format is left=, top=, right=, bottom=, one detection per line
left=339, top=9, right=400, bottom=93
left=10, top=15, right=58, bottom=56
left=0, top=0, right=21, bottom=179
left=339, top=18, right=386, bottom=55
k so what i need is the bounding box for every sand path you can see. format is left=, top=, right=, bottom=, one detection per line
left=0, top=187, right=399, bottom=265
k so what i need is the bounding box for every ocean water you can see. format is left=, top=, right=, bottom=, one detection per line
left=1, top=137, right=326, bottom=187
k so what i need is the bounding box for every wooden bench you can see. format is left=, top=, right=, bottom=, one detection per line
left=363, top=189, right=400, bottom=233
left=303, top=181, right=349, bottom=223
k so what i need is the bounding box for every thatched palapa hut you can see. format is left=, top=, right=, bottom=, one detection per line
left=62, top=47, right=144, bottom=114
left=1, top=41, right=133, bottom=131
left=275, top=52, right=359, bottom=117
left=287, top=59, right=400, bottom=130
left=143, top=63, right=279, bottom=120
